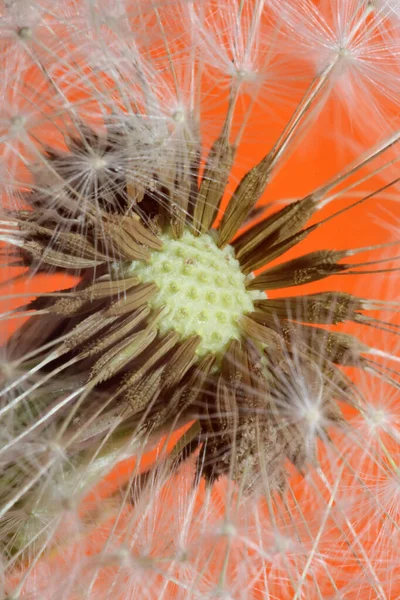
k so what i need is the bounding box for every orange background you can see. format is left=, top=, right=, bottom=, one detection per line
left=2, top=3, right=400, bottom=597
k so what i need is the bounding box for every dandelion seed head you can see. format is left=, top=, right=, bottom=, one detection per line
left=0, top=0, right=399, bottom=597
left=268, top=0, right=400, bottom=133
left=365, top=404, right=390, bottom=430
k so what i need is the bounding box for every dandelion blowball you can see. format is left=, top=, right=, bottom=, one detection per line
left=2, top=112, right=396, bottom=493
left=0, top=0, right=399, bottom=598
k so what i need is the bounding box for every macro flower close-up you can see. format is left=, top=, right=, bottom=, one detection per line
left=1, top=0, right=400, bottom=598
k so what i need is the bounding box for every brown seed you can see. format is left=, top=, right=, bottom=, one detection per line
left=217, top=154, right=273, bottom=248
left=193, top=135, right=235, bottom=235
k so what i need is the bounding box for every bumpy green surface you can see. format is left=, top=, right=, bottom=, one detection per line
left=126, top=230, right=261, bottom=357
